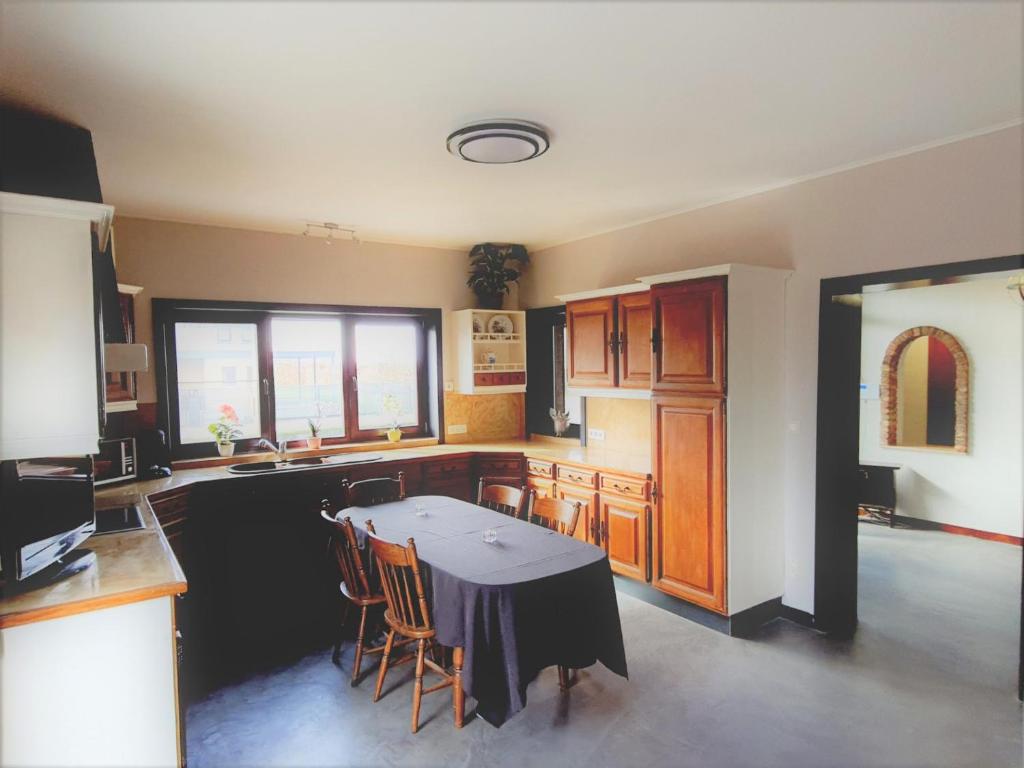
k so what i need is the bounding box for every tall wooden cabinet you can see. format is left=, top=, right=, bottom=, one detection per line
left=641, top=264, right=789, bottom=617
left=651, top=396, right=725, bottom=611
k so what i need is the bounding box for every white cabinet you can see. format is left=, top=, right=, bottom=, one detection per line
left=0, top=192, right=114, bottom=460
left=452, top=309, right=527, bottom=394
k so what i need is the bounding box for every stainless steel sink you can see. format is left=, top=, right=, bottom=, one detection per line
left=226, top=454, right=384, bottom=475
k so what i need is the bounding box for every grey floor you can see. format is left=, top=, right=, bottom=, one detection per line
left=188, top=525, right=1023, bottom=767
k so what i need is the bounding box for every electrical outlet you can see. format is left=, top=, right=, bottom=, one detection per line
left=587, top=428, right=606, bottom=442
left=448, top=424, right=468, bottom=435
left=444, top=380, right=455, bottom=392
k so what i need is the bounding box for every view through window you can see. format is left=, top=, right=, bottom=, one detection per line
left=272, top=318, right=345, bottom=440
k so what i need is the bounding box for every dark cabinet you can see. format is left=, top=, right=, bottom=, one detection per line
left=652, top=395, right=726, bottom=613
left=651, top=277, right=725, bottom=394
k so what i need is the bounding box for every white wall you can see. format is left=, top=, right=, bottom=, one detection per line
left=521, top=125, right=1024, bottom=613
left=859, top=279, right=1024, bottom=537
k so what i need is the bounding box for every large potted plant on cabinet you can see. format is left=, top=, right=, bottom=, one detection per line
left=467, top=243, right=529, bottom=309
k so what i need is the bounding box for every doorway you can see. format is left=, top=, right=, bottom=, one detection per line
left=813, top=253, right=1024, bottom=700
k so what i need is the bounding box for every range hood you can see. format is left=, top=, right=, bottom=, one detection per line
left=104, top=343, right=148, bottom=372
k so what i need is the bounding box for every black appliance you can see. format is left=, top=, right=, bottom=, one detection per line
left=94, top=437, right=137, bottom=485
left=0, top=457, right=96, bottom=583
left=137, top=428, right=173, bottom=479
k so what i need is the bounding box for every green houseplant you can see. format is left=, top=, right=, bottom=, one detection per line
left=466, top=243, right=529, bottom=309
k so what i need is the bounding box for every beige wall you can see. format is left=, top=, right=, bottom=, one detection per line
left=585, top=397, right=651, bottom=457
left=112, top=217, right=476, bottom=404
left=520, top=125, right=1024, bottom=612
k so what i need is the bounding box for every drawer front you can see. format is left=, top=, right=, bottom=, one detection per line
left=162, top=517, right=186, bottom=565
left=556, top=464, right=597, bottom=489
left=525, top=458, right=554, bottom=478
left=150, top=490, right=190, bottom=525
left=422, top=477, right=473, bottom=502
left=474, top=372, right=494, bottom=386
left=477, top=455, right=523, bottom=476
left=599, top=472, right=650, bottom=501
left=423, top=457, right=472, bottom=478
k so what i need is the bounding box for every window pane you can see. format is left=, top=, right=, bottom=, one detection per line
left=175, top=322, right=261, bottom=444
left=355, top=323, right=419, bottom=430
left=272, top=318, right=345, bottom=440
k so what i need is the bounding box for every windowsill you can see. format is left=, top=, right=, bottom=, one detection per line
left=172, top=436, right=441, bottom=470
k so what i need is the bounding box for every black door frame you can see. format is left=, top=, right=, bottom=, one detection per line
left=813, top=253, right=1024, bottom=699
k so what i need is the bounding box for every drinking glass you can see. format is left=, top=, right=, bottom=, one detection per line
left=482, top=527, right=498, bottom=544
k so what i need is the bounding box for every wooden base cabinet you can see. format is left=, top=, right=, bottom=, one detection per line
left=600, top=494, right=650, bottom=581
left=652, top=395, right=726, bottom=614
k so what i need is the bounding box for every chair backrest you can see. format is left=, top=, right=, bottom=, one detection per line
left=342, top=471, right=406, bottom=508
left=365, top=525, right=433, bottom=635
left=477, top=477, right=527, bottom=518
left=529, top=493, right=582, bottom=537
left=321, top=507, right=376, bottom=601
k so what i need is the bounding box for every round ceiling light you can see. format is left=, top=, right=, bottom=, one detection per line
left=446, top=120, right=549, bottom=164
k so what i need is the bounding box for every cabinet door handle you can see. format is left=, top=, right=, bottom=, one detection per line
left=651, top=481, right=658, bottom=503
left=608, top=332, right=621, bottom=354
left=650, top=327, right=660, bottom=353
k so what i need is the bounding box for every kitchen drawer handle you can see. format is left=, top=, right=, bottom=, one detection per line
left=611, top=482, right=634, bottom=493
left=567, top=473, right=586, bottom=482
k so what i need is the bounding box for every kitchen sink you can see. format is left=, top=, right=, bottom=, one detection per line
left=226, top=454, right=384, bottom=475
left=226, top=461, right=280, bottom=474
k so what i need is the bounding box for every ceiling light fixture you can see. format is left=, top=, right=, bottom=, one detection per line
left=302, top=221, right=359, bottom=245
left=446, top=120, right=550, bottom=164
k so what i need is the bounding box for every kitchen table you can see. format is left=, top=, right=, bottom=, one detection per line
left=340, top=495, right=628, bottom=726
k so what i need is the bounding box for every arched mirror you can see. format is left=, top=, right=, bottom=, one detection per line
left=880, top=326, right=968, bottom=452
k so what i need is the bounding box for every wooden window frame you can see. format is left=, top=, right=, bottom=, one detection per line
left=152, top=299, right=443, bottom=460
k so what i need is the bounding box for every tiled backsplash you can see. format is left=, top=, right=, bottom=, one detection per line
left=444, top=392, right=525, bottom=443
left=583, top=397, right=651, bottom=456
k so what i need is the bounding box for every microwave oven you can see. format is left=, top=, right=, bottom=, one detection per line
left=93, top=437, right=136, bottom=485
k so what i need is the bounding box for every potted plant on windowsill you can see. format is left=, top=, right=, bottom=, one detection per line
left=382, top=393, right=403, bottom=443
left=467, top=243, right=529, bottom=310
left=307, top=404, right=323, bottom=449
left=208, top=404, right=243, bottom=457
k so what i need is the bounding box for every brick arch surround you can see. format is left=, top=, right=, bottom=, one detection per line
left=880, top=325, right=969, bottom=452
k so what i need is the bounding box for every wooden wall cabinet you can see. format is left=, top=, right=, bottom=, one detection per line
left=564, top=290, right=652, bottom=391
left=617, top=292, right=652, bottom=389
left=651, top=277, right=725, bottom=395
left=566, top=297, right=617, bottom=387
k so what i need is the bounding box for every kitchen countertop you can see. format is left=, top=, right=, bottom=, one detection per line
left=0, top=439, right=647, bottom=629
left=96, top=439, right=652, bottom=501
left=0, top=495, right=187, bottom=629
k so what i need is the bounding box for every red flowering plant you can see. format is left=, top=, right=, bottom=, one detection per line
left=208, top=403, right=244, bottom=445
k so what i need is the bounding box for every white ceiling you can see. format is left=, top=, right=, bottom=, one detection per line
left=1, top=1, right=1021, bottom=251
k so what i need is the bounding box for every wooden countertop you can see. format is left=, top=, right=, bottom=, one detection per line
left=0, top=497, right=187, bottom=629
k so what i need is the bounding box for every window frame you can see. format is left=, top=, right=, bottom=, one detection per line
left=152, top=299, right=442, bottom=460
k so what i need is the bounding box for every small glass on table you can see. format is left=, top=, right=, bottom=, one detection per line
left=482, top=527, right=498, bottom=544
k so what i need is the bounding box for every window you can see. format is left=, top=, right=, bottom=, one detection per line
left=272, top=318, right=345, bottom=440
left=154, top=300, right=441, bottom=459
left=174, top=322, right=261, bottom=444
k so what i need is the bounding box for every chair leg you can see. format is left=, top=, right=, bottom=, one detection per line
left=332, top=599, right=351, bottom=665
left=373, top=629, right=395, bottom=703
left=351, top=604, right=369, bottom=686
left=453, top=646, right=465, bottom=728
left=411, top=639, right=426, bottom=734
left=558, top=665, right=571, bottom=691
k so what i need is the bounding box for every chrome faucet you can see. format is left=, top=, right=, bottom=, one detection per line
left=257, top=438, right=288, bottom=462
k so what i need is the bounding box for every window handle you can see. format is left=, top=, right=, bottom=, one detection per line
left=262, top=377, right=270, bottom=396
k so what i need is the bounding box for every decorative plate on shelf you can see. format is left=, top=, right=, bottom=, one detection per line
left=472, top=316, right=484, bottom=333
left=487, top=314, right=514, bottom=335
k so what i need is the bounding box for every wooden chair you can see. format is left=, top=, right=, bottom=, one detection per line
left=527, top=492, right=582, bottom=538
left=476, top=477, right=527, bottom=519
left=365, top=522, right=464, bottom=733
left=320, top=506, right=389, bottom=685
left=341, top=472, right=406, bottom=508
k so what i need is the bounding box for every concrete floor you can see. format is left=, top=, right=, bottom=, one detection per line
left=187, top=525, right=1022, bottom=767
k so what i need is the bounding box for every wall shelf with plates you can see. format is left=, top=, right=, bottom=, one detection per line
left=453, top=309, right=527, bottom=394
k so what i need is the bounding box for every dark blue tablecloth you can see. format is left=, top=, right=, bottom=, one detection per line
left=342, top=496, right=628, bottom=726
